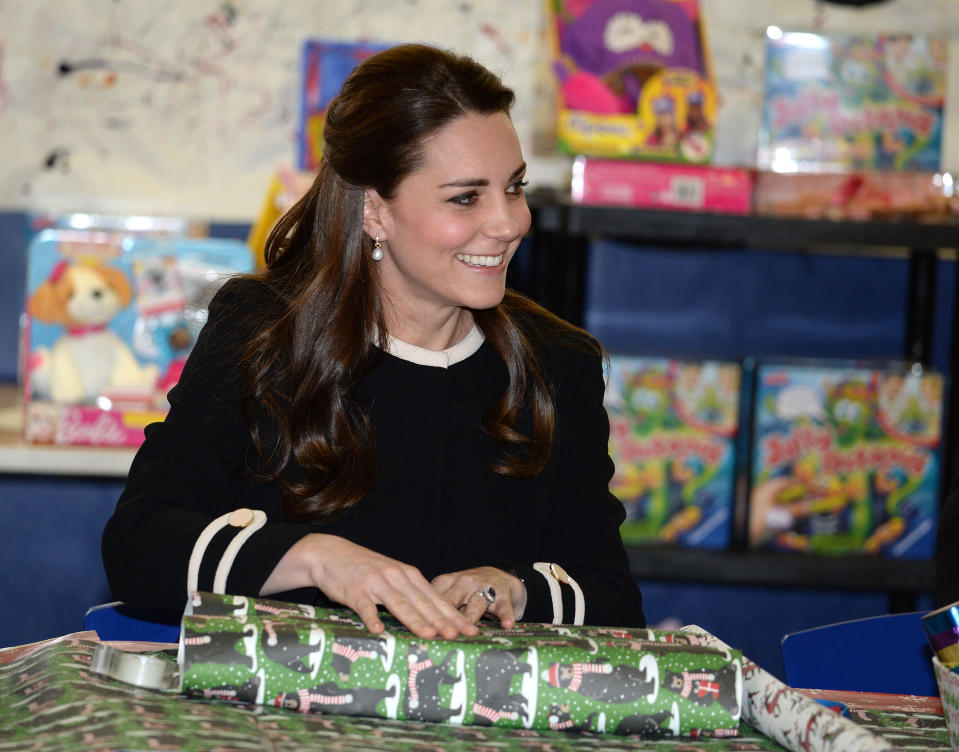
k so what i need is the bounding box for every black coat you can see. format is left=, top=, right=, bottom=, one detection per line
left=101, top=279, right=645, bottom=627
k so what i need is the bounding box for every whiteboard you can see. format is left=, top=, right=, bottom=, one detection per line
left=0, top=0, right=544, bottom=220
left=3, top=0, right=958, bottom=221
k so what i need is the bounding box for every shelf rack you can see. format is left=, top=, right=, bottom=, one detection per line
left=526, top=190, right=956, bottom=608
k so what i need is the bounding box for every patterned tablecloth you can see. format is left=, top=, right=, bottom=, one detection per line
left=0, top=622, right=951, bottom=751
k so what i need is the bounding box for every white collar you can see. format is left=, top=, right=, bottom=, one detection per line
left=384, top=325, right=485, bottom=368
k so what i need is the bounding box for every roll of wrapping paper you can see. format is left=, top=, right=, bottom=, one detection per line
left=178, top=592, right=743, bottom=737
left=924, top=602, right=959, bottom=668
left=680, top=625, right=894, bottom=752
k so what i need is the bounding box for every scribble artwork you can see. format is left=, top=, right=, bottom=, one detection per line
left=0, top=1, right=542, bottom=219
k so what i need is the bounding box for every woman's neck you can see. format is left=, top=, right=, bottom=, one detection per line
left=385, top=307, right=475, bottom=351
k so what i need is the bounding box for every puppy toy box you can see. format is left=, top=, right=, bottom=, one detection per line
left=21, top=229, right=254, bottom=446
left=550, top=0, right=717, bottom=163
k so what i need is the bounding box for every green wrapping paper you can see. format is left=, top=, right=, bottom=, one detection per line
left=179, top=592, right=743, bottom=737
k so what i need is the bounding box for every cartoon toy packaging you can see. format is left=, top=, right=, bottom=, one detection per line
left=759, top=31, right=947, bottom=172
left=550, top=0, right=717, bottom=163
left=21, top=228, right=254, bottom=446
left=178, top=592, right=743, bottom=738
left=604, top=356, right=740, bottom=549
left=749, top=362, right=942, bottom=558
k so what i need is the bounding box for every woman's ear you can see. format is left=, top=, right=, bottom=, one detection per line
left=361, top=189, right=389, bottom=243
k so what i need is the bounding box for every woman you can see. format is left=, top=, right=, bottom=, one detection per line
left=102, top=44, right=645, bottom=638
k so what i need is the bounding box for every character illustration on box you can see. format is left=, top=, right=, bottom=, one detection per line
left=553, top=0, right=713, bottom=159
left=27, top=260, right=159, bottom=404
left=749, top=370, right=939, bottom=557
left=762, top=32, right=945, bottom=172
left=607, top=361, right=737, bottom=547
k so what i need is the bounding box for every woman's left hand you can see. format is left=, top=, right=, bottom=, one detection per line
left=431, top=566, right=527, bottom=629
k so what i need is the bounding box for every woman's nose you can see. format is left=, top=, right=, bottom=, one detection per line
left=484, top=197, right=528, bottom=241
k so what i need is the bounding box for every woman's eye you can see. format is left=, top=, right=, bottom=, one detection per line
left=449, top=191, right=479, bottom=206
left=508, top=179, right=530, bottom=195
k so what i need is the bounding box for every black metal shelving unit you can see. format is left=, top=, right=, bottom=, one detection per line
left=525, top=189, right=959, bottom=609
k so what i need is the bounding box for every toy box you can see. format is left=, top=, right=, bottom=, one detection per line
left=22, top=230, right=254, bottom=446
left=298, top=39, right=392, bottom=172
left=749, top=362, right=942, bottom=558
left=605, top=356, right=740, bottom=549
left=759, top=30, right=947, bottom=173
left=572, top=156, right=752, bottom=213
left=754, top=170, right=958, bottom=222
left=247, top=166, right=315, bottom=266
left=550, top=0, right=717, bottom=163
left=27, top=211, right=209, bottom=239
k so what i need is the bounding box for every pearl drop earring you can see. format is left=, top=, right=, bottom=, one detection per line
left=372, top=236, right=383, bottom=261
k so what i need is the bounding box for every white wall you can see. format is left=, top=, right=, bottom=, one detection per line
left=0, top=0, right=956, bottom=220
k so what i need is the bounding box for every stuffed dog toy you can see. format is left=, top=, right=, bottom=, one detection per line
left=28, top=261, right=159, bottom=404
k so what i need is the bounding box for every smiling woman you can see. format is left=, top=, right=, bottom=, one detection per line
left=364, top=111, right=531, bottom=345
left=101, top=44, right=645, bottom=637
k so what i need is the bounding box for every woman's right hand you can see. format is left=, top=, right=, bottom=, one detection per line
left=260, top=533, right=479, bottom=639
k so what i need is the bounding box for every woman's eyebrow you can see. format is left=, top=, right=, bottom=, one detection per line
left=438, top=162, right=527, bottom=188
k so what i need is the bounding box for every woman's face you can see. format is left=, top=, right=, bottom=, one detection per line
left=366, top=111, right=531, bottom=333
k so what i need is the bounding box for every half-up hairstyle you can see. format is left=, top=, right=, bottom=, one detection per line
left=240, top=44, right=595, bottom=520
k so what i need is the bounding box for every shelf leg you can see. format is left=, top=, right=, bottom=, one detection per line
left=904, top=248, right=937, bottom=365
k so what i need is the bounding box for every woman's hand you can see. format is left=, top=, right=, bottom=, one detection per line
left=431, top=566, right=527, bottom=629
left=261, top=533, right=479, bottom=639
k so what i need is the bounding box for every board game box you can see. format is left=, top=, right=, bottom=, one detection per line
left=749, top=362, right=942, bottom=558
left=605, top=356, right=740, bottom=548
left=758, top=30, right=946, bottom=173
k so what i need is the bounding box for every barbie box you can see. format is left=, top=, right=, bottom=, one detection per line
left=749, top=362, right=942, bottom=558
left=22, top=230, right=253, bottom=446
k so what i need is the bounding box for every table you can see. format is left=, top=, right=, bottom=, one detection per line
left=0, top=632, right=951, bottom=752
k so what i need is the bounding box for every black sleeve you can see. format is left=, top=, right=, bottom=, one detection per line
left=101, top=278, right=311, bottom=614
left=515, top=340, right=645, bottom=628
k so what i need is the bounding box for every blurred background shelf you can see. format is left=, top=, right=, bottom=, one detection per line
left=525, top=190, right=959, bottom=492
left=0, top=383, right=135, bottom=477
left=626, top=546, right=934, bottom=594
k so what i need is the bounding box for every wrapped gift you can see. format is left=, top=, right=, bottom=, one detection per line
left=179, top=592, right=743, bottom=738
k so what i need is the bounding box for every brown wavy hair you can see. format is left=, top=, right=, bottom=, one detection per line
left=242, top=44, right=595, bottom=521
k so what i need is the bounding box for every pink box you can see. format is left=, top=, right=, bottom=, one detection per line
left=571, top=157, right=754, bottom=214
